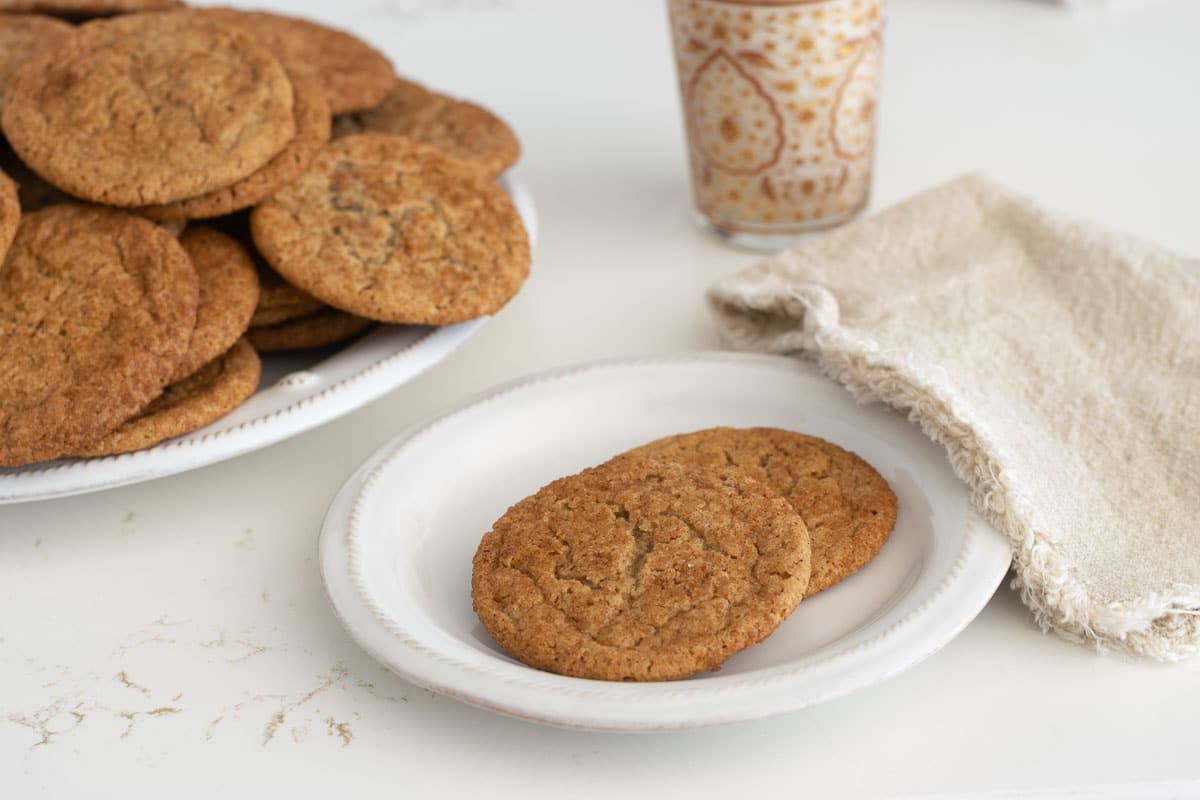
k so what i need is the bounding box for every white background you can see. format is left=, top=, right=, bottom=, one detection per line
left=3, top=0, right=1199, bottom=797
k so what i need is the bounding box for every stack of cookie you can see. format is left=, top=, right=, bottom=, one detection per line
left=472, top=427, right=898, bottom=681
left=0, top=5, right=530, bottom=466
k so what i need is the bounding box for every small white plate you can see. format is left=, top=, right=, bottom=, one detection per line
left=0, top=177, right=537, bottom=505
left=319, top=353, right=1012, bottom=731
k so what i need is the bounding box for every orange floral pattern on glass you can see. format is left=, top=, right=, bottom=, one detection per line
left=669, top=0, right=886, bottom=235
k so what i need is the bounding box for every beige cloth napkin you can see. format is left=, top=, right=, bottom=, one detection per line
left=708, top=174, right=1200, bottom=660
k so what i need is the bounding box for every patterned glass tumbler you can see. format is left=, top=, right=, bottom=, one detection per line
left=667, top=0, right=886, bottom=248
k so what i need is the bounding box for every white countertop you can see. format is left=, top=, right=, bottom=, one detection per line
left=3, top=0, right=1199, bottom=797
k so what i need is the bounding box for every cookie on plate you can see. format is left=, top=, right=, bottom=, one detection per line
left=2, top=12, right=296, bottom=206
left=334, top=78, right=520, bottom=178
left=246, top=307, right=371, bottom=352
left=0, top=14, right=72, bottom=113
left=138, top=71, right=332, bottom=220
left=171, top=226, right=260, bottom=383
left=251, top=133, right=531, bottom=325
left=186, top=8, right=394, bottom=114
left=472, top=457, right=812, bottom=681
left=624, top=427, right=898, bottom=596
left=77, top=338, right=261, bottom=457
left=0, top=204, right=198, bottom=466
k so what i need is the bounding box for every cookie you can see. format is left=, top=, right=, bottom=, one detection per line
left=2, top=13, right=296, bottom=206
left=187, top=8, right=394, bottom=115
left=251, top=133, right=531, bottom=325
left=0, top=14, right=72, bottom=114
left=252, top=267, right=325, bottom=327
left=138, top=71, right=332, bottom=221
left=471, top=457, right=812, bottom=681
left=246, top=308, right=371, bottom=352
left=171, top=227, right=260, bottom=383
left=76, top=338, right=261, bottom=458
left=204, top=209, right=324, bottom=327
left=0, top=204, right=198, bottom=466
left=0, top=1, right=183, bottom=14
left=0, top=167, right=17, bottom=262
left=334, top=79, right=520, bottom=178
left=624, top=428, right=898, bottom=596
left=250, top=287, right=324, bottom=327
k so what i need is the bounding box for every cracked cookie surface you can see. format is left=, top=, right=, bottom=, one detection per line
left=625, top=427, right=897, bottom=596
left=0, top=204, right=198, bottom=466
left=186, top=8, right=395, bottom=115
left=1, top=12, right=296, bottom=206
left=138, top=71, right=332, bottom=221
left=171, top=226, right=260, bottom=383
left=77, top=337, right=261, bottom=457
left=471, top=457, right=811, bottom=681
left=334, top=78, right=520, bottom=178
left=251, top=133, right=530, bottom=325
left=0, top=14, right=71, bottom=114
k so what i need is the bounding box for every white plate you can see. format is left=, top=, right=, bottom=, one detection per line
left=319, top=353, right=1012, bottom=731
left=0, top=177, right=537, bottom=505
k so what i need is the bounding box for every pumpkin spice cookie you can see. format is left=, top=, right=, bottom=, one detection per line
left=624, top=428, right=898, bottom=596
left=186, top=8, right=394, bottom=114
left=138, top=71, right=332, bottom=221
left=251, top=133, right=531, bottom=325
left=471, top=457, right=812, bottom=681
left=171, top=227, right=260, bottom=383
left=2, top=12, right=296, bottom=206
left=246, top=308, right=372, bottom=353
left=334, top=79, right=521, bottom=178
left=0, top=14, right=72, bottom=114
left=77, top=338, right=261, bottom=458
left=0, top=205, right=198, bottom=466
left=0, top=167, right=17, bottom=262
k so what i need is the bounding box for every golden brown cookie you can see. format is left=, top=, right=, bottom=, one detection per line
left=1, top=13, right=296, bottom=206
left=246, top=308, right=371, bottom=352
left=0, top=204, right=198, bottom=466
left=472, top=457, right=812, bottom=681
left=138, top=71, right=332, bottom=220
left=0, top=1, right=183, bottom=14
left=624, top=428, right=898, bottom=596
left=0, top=167, right=17, bottom=262
left=0, top=14, right=72, bottom=114
left=76, top=338, right=261, bottom=457
left=251, top=133, right=531, bottom=325
left=171, top=227, right=260, bottom=383
left=187, top=8, right=394, bottom=115
left=334, top=79, right=520, bottom=178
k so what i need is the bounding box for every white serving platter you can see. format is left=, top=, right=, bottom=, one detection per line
left=319, top=353, right=1012, bottom=731
left=0, top=177, right=537, bottom=505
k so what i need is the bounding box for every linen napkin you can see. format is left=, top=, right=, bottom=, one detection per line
left=708, top=174, right=1200, bottom=660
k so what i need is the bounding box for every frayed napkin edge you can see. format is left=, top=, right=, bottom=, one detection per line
left=708, top=277, right=1200, bottom=661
